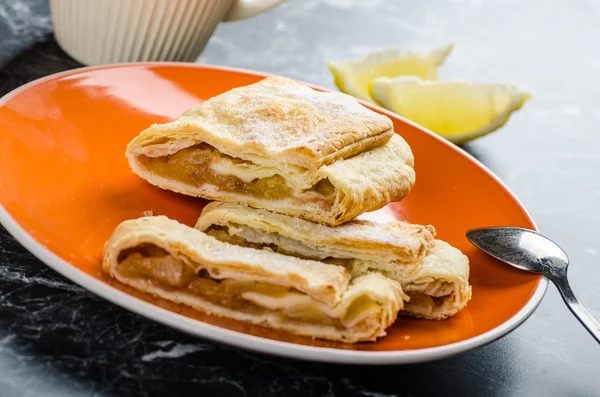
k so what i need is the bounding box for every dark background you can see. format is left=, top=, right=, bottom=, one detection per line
left=1, top=0, right=599, bottom=396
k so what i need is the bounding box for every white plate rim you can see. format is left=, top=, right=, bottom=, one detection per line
left=0, top=63, right=548, bottom=365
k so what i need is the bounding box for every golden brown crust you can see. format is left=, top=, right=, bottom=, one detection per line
left=127, top=76, right=393, bottom=170
left=196, top=202, right=436, bottom=264
left=318, top=134, right=414, bottom=224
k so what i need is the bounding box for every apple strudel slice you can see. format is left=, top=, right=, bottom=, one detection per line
left=196, top=202, right=472, bottom=320
left=126, top=76, right=415, bottom=226
left=103, top=216, right=407, bottom=342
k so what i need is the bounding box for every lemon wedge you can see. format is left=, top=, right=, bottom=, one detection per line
left=327, top=44, right=453, bottom=103
left=371, top=76, right=531, bottom=144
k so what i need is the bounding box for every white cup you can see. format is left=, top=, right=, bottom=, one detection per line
left=50, top=0, right=285, bottom=66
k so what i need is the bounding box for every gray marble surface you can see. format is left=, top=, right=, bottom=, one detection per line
left=1, top=0, right=599, bottom=396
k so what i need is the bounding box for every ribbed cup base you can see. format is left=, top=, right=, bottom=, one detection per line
left=50, top=0, right=233, bottom=65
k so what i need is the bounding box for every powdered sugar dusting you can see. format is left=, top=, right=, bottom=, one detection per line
left=202, top=202, right=436, bottom=262
left=175, top=76, right=392, bottom=167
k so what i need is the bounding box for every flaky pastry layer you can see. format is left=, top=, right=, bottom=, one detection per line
left=128, top=76, right=394, bottom=170
left=196, top=203, right=471, bottom=319
left=103, top=216, right=407, bottom=342
left=196, top=202, right=435, bottom=265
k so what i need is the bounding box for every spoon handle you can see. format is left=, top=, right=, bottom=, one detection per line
left=552, top=276, right=600, bottom=343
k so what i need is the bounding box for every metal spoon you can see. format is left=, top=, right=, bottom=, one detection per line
left=466, top=227, right=600, bottom=343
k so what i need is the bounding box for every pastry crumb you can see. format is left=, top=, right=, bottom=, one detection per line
left=143, top=210, right=154, bottom=217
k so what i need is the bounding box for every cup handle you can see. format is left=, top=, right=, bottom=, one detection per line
left=223, top=0, right=286, bottom=22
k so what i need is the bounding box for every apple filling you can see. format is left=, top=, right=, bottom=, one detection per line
left=137, top=144, right=336, bottom=203
left=401, top=281, right=457, bottom=317
left=115, top=244, right=381, bottom=329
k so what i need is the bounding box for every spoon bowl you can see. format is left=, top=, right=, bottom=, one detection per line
left=467, top=227, right=569, bottom=276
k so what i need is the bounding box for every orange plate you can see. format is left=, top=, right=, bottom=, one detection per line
left=0, top=64, right=545, bottom=364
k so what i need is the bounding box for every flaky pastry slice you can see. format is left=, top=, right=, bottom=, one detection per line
left=103, top=216, right=407, bottom=343
left=126, top=76, right=415, bottom=226
left=399, top=240, right=471, bottom=319
left=196, top=202, right=472, bottom=320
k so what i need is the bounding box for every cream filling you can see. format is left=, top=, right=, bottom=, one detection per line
left=116, top=245, right=383, bottom=329
left=210, top=157, right=283, bottom=183
left=242, top=291, right=380, bottom=328
left=224, top=224, right=337, bottom=261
